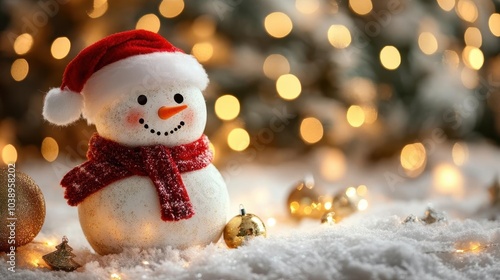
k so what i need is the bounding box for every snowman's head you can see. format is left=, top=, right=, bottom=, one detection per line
left=42, top=30, right=210, bottom=147
left=93, top=82, right=207, bottom=147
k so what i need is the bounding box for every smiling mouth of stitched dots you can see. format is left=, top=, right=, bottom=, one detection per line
left=139, top=119, right=185, bottom=136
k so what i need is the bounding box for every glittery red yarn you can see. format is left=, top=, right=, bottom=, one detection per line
left=61, top=133, right=213, bottom=221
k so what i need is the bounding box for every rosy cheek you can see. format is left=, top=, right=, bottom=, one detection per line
left=126, top=110, right=144, bottom=126
left=183, top=109, right=195, bottom=124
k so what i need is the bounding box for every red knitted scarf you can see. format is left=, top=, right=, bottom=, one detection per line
left=61, top=133, right=213, bottom=221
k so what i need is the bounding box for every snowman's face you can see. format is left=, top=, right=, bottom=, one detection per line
left=94, top=84, right=207, bottom=147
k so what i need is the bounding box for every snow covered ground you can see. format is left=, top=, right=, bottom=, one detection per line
left=1, top=142, right=500, bottom=280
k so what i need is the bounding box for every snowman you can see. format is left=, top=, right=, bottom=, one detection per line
left=42, top=30, right=230, bottom=255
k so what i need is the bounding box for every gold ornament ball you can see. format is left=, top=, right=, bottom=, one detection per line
left=331, top=185, right=368, bottom=221
left=331, top=193, right=357, bottom=221
left=0, top=167, right=46, bottom=252
left=223, top=206, right=266, bottom=249
left=287, top=179, right=330, bottom=220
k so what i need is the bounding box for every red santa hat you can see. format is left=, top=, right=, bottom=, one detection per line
left=43, top=30, right=208, bottom=125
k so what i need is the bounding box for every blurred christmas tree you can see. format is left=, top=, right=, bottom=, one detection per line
left=0, top=0, right=499, bottom=166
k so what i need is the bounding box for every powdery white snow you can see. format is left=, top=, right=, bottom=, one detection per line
left=1, top=142, right=500, bottom=279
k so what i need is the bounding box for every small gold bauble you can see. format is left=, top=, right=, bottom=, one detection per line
left=287, top=179, right=330, bottom=220
left=0, top=167, right=46, bottom=252
left=320, top=211, right=338, bottom=225
left=331, top=185, right=368, bottom=221
left=223, top=205, right=266, bottom=249
left=420, top=207, right=446, bottom=224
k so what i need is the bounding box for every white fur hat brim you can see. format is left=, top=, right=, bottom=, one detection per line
left=81, top=52, right=208, bottom=124
left=42, top=88, right=84, bottom=126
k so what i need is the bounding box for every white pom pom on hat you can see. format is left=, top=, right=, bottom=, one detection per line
left=43, top=88, right=84, bottom=126
left=42, top=30, right=209, bottom=126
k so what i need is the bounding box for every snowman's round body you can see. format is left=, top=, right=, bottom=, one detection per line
left=79, top=165, right=228, bottom=255
left=76, top=80, right=229, bottom=255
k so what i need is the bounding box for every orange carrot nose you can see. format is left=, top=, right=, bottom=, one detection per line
left=158, top=105, right=187, bottom=120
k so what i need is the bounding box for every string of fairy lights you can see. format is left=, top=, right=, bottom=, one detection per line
left=425, top=243, right=500, bottom=255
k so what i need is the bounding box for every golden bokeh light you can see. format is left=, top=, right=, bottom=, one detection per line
left=300, top=117, right=324, bottom=144
left=346, top=105, right=365, bottom=127
left=276, top=74, right=302, bottom=100
left=418, top=32, right=438, bottom=55
left=192, top=16, right=216, bottom=38
left=357, top=199, right=368, bottom=211
left=349, top=0, right=373, bottom=15
left=11, top=58, right=29, bottom=82
left=464, top=27, right=482, bottom=48
left=215, top=95, right=240, bottom=121
left=342, top=185, right=368, bottom=211
left=159, top=0, right=184, bottom=18
left=452, top=142, right=469, bottom=166
left=327, top=25, right=352, bottom=49
left=264, top=12, right=293, bottom=38
left=41, top=137, right=59, bottom=162
left=489, top=13, right=500, bottom=37
left=433, top=163, right=464, bottom=197
left=362, top=105, right=378, bottom=124
left=263, top=54, right=290, bottom=80
left=437, top=0, right=455, bottom=11
left=266, top=217, right=277, bottom=227
left=324, top=201, right=332, bottom=211
left=136, top=14, right=161, bottom=33
left=290, top=201, right=300, bottom=213
left=295, top=0, right=320, bottom=14
left=462, top=46, right=484, bottom=70
left=456, top=0, right=478, bottom=23
left=320, top=148, right=346, bottom=181
left=469, top=48, right=484, bottom=70
left=87, top=0, right=108, bottom=18
left=227, top=128, right=250, bottom=151
left=13, top=33, right=34, bottom=55
left=400, top=143, right=426, bottom=177
left=345, top=186, right=356, bottom=197
left=443, top=50, right=460, bottom=69
left=191, top=42, right=214, bottom=63
left=2, top=144, right=17, bottom=164
left=380, top=46, right=401, bottom=70
left=357, top=185, right=368, bottom=196
left=345, top=77, right=376, bottom=103
left=50, top=37, right=71, bottom=60
left=461, top=67, right=479, bottom=89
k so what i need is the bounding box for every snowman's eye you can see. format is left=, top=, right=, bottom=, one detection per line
left=137, top=95, right=147, bottom=105
left=174, top=93, right=184, bottom=104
